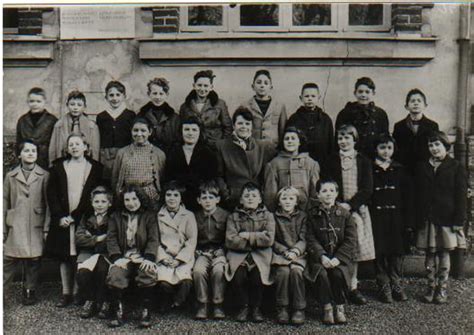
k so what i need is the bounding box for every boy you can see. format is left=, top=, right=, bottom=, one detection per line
left=287, top=83, right=334, bottom=162
left=16, top=87, right=58, bottom=169
left=193, top=181, right=229, bottom=320
left=75, top=186, right=113, bottom=319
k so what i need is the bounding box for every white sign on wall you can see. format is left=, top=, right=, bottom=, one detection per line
left=60, top=6, right=135, bottom=40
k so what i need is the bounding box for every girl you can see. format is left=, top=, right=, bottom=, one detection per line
left=240, top=69, right=287, bottom=147
left=416, top=131, right=467, bottom=304
left=321, top=124, right=374, bottom=305
left=305, top=180, right=357, bottom=325
left=45, top=133, right=103, bottom=307
left=49, top=90, right=100, bottom=165
left=96, top=81, right=136, bottom=183
left=179, top=70, right=232, bottom=149
left=138, top=77, right=181, bottom=153
left=264, top=126, right=320, bottom=211
left=156, top=181, right=197, bottom=310
left=370, top=135, right=413, bottom=303
left=225, top=182, right=275, bottom=323
left=106, top=187, right=159, bottom=328
left=164, top=116, right=218, bottom=212
left=111, top=117, right=166, bottom=211
left=271, top=186, right=307, bottom=325
left=3, top=139, right=50, bottom=305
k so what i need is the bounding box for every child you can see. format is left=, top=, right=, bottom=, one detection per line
left=193, top=181, right=229, bottom=320
left=240, top=69, right=287, bottom=147
left=75, top=186, right=113, bottom=319
left=335, top=77, right=389, bottom=158
left=393, top=89, right=439, bottom=176
left=106, top=186, right=159, bottom=328
left=415, top=131, right=467, bottom=304
left=271, top=186, right=307, bottom=325
left=370, top=135, right=413, bottom=303
left=287, top=82, right=334, bottom=162
left=16, top=87, right=58, bottom=168
left=3, top=139, right=50, bottom=305
left=264, top=126, right=319, bottom=211
left=138, top=77, right=181, bottom=153
left=225, top=182, right=275, bottom=323
left=304, top=180, right=357, bottom=325
left=156, top=181, right=197, bottom=311
left=49, top=90, right=100, bottom=165
left=179, top=70, right=232, bottom=149
left=321, top=124, right=374, bottom=305
left=96, top=81, right=136, bottom=183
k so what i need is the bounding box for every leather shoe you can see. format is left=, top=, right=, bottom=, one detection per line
left=236, top=305, right=248, bottom=322
left=392, top=285, right=408, bottom=302
left=348, top=289, right=367, bottom=305
left=56, top=294, right=72, bottom=308
left=80, top=300, right=96, bottom=319
left=378, top=284, right=393, bottom=303
left=213, top=304, right=225, bottom=320
left=195, top=303, right=208, bottom=320
left=252, top=307, right=264, bottom=323
left=98, top=302, right=112, bottom=319
left=22, top=289, right=37, bottom=306
left=276, top=306, right=289, bottom=324
left=291, top=310, right=305, bottom=325
left=139, top=308, right=151, bottom=328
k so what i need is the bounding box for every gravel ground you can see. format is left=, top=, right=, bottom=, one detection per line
left=4, top=277, right=474, bottom=334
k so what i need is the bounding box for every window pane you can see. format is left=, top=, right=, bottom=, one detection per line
left=3, top=8, right=19, bottom=28
left=188, top=6, right=223, bottom=26
left=349, top=4, right=383, bottom=26
left=240, top=5, right=279, bottom=26
left=293, top=4, right=331, bottom=26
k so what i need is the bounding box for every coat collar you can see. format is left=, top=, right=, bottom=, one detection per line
left=199, top=206, right=228, bottom=222
left=158, top=205, right=188, bottom=229
left=248, top=96, right=274, bottom=118
left=10, top=164, right=45, bottom=185
left=275, top=208, right=301, bottom=219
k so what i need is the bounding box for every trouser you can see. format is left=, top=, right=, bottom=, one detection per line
left=314, top=267, right=347, bottom=305
left=375, top=255, right=402, bottom=287
left=273, top=265, right=306, bottom=310
left=60, top=259, right=79, bottom=295
left=193, top=255, right=226, bottom=304
left=426, top=251, right=450, bottom=289
left=3, top=257, right=41, bottom=291
left=350, top=262, right=359, bottom=291
left=158, top=280, right=193, bottom=306
left=76, top=256, right=110, bottom=303
left=232, top=265, right=264, bottom=308
left=106, top=262, right=156, bottom=290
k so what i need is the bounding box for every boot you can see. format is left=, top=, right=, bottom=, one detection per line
left=73, top=294, right=84, bottom=306
left=392, top=284, right=408, bottom=302
left=348, top=289, right=367, bottom=305
left=236, top=305, right=248, bottom=322
left=97, top=302, right=112, bottom=319
left=252, top=306, right=264, bottom=323
left=80, top=300, right=96, bottom=319
left=422, top=286, right=436, bottom=303
left=22, top=289, right=37, bottom=306
left=213, top=304, right=225, bottom=320
left=195, top=302, right=208, bottom=320
left=291, top=310, right=305, bottom=325
left=139, top=307, right=151, bottom=328
left=276, top=306, right=289, bottom=324
left=108, top=302, right=124, bottom=328
left=56, top=294, right=72, bottom=308
left=434, top=286, right=448, bottom=304
left=322, top=304, right=334, bottom=325
left=334, top=305, right=347, bottom=324
left=378, top=284, right=393, bottom=303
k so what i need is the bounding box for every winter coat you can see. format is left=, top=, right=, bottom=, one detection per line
left=335, top=102, right=389, bottom=157
left=225, top=206, right=276, bottom=285
left=393, top=115, right=439, bottom=176
left=370, top=161, right=414, bottom=256
left=3, top=165, right=50, bottom=258
left=415, top=156, right=467, bottom=228
left=264, top=151, right=320, bottom=211
left=179, top=91, right=232, bottom=149
left=156, top=206, right=198, bottom=284
left=163, top=143, right=218, bottom=212
left=75, top=213, right=110, bottom=263
left=195, top=207, right=229, bottom=251
left=287, top=106, right=334, bottom=162
left=45, top=157, right=103, bottom=260
left=48, top=113, right=100, bottom=165
left=16, top=110, right=58, bottom=168
left=138, top=102, right=181, bottom=153
left=272, top=209, right=307, bottom=268
left=106, top=210, right=159, bottom=262
left=304, top=204, right=357, bottom=288
left=240, top=96, right=287, bottom=147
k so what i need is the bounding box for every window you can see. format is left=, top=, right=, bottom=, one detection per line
left=181, top=5, right=228, bottom=32
left=290, top=3, right=337, bottom=31
left=3, top=8, right=19, bottom=34
left=343, top=4, right=391, bottom=31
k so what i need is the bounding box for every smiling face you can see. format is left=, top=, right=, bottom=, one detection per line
left=337, top=133, right=356, bottom=152
left=406, top=93, right=427, bottom=115
left=234, top=115, right=253, bottom=139
left=197, top=192, right=220, bottom=213
left=318, top=182, right=338, bottom=207
left=278, top=191, right=298, bottom=213
left=283, top=131, right=301, bottom=154
left=428, top=140, right=447, bottom=160
left=240, top=188, right=262, bottom=210
left=300, top=88, right=320, bottom=109
left=124, top=191, right=141, bottom=212
left=19, top=142, right=38, bottom=165
left=165, top=190, right=182, bottom=211
left=92, top=193, right=111, bottom=215
left=182, top=123, right=200, bottom=145
left=193, top=77, right=213, bottom=100
left=106, top=87, right=125, bottom=109
left=27, top=93, right=46, bottom=113
left=67, top=136, right=87, bottom=159
left=131, top=122, right=151, bottom=145
left=252, top=74, right=272, bottom=99
left=376, top=141, right=394, bottom=162
left=148, top=84, right=168, bottom=107
left=354, top=84, right=374, bottom=105
left=67, top=98, right=86, bottom=117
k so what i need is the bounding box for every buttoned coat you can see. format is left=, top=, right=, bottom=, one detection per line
left=272, top=209, right=307, bottom=268
left=304, top=204, right=357, bottom=288
left=264, top=151, right=320, bottom=211
left=75, top=213, right=110, bottom=263
left=3, top=165, right=50, bottom=258
left=156, top=206, right=198, bottom=284
left=225, top=206, right=276, bottom=285
left=195, top=206, right=229, bottom=251
left=240, top=97, right=287, bottom=147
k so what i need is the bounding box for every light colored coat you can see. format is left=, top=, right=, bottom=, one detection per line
left=156, top=206, right=197, bottom=285
left=3, top=165, right=50, bottom=258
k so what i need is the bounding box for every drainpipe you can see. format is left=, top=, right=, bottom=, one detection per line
left=452, top=3, right=471, bottom=279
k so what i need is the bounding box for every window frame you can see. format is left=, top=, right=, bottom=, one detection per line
left=180, top=5, right=229, bottom=32
left=288, top=3, right=338, bottom=32
left=232, top=3, right=287, bottom=32
left=341, top=3, right=392, bottom=32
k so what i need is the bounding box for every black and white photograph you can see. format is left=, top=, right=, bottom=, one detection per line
left=2, top=1, right=474, bottom=333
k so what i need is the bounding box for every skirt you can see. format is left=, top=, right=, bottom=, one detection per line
left=352, top=205, right=376, bottom=262
left=416, top=222, right=467, bottom=252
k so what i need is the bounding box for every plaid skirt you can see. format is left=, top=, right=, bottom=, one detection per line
left=352, top=205, right=376, bottom=262
left=416, top=221, right=467, bottom=252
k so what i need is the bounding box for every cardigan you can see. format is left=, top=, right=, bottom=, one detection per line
left=96, top=109, right=135, bottom=149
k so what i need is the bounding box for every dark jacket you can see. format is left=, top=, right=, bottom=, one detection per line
left=415, top=156, right=467, bottom=228
left=304, top=204, right=357, bottom=287
left=321, top=152, right=373, bottom=210
left=45, top=157, right=103, bottom=259
left=335, top=102, right=389, bottom=157
left=287, top=106, right=334, bottom=162
left=106, top=210, right=159, bottom=262
left=393, top=115, right=439, bottom=176
left=195, top=206, right=229, bottom=250
left=75, top=213, right=109, bottom=263
left=179, top=91, right=232, bottom=149
left=272, top=209, right=307, bottom=268
left=96, top=109, right=135, bottom=149
left=138, top=102, right=181, bottom=153
left=16, top=110, right=58, bottom=168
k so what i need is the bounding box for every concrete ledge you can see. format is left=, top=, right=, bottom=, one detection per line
left=3, top=39, right=55, bottom=67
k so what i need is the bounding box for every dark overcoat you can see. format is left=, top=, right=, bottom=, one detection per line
left=75, top=213, right=110, bottom=263
left=272, top=209, right=307, bottom=268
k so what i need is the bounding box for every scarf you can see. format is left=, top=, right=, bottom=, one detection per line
left=340, top=149, right=357, bottom=171
left=231, top=131, right=250, bottom=151
left=375, top=158, right=391, bottom=170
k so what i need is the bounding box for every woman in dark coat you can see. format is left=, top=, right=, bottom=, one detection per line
left=46, top=133, right=103, bottom=307
left=163, top=116, right=218, bottom=211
